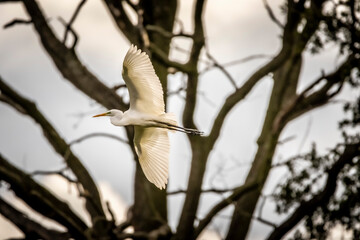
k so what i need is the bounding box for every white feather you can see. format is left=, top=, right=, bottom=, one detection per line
left=122, top=45, right=165, bottom=115
left=134, top=126, right=169, bottom=189
left=93, top=45, right=201, bottom=189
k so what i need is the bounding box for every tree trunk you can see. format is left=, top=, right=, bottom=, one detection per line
left=132, top=0, right=177, bottom=232
left=226, top=52, right=302, bottom=240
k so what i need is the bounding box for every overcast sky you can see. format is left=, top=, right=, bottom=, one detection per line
left=0, top=0, right=356, bottom=239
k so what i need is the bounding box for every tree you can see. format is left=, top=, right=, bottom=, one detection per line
left=0, top=0, right=359, bottom=239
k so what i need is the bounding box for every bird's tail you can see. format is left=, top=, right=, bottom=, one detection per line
left=158, top=113, right=203, bottom=135
left=162, top=112, right=178, bottom=126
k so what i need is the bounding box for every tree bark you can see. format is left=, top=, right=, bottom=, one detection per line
left=226, top=51, right=303, bottom=240
left=131, top=0, right=177, bottom=232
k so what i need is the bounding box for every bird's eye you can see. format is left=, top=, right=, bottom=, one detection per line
left=107, top=111, right=111, bottom=115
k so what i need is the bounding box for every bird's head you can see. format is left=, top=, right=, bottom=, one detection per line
left=93, top=109, right=123, bottom=118
left=93, top=109, right=124, bottom=126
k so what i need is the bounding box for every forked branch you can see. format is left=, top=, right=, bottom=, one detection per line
left=3, top=18, right=32, bottom=29
left=103, top=0, right=139, bottom=45
left=0, top=76, right=107, bottom=224
left=22, top=0, right=127, bottom=111
left=62, top=0, right=87, bottom=49
left=266, top=142, right=360, bottom=240
left=0, top=153, right=88, bottom=238
left=0, top=196, right=70, bottom=239
left=263, top=0, right=283, bottom=28
left=194, top=181, right=259, bottom=238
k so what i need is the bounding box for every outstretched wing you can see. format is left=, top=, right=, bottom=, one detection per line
left=122, top=45, right=165, bottom=115
left=134, top=126, right=169, bottom=189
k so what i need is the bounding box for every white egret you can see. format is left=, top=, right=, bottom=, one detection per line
left=93, top=45, right=202, bottom=189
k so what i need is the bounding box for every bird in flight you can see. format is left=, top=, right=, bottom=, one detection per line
left=93, top=45, right=202, bottom=189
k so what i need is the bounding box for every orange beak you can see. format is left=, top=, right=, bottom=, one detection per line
left=92, top=112, right=108, bottom=118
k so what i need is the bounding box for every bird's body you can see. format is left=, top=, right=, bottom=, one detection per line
left=110, top=109, right=176, bottom=128
left=93, top=45, right=202, bottom=189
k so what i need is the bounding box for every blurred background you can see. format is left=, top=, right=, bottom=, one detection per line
left=0, top=0, right=357, bottom=239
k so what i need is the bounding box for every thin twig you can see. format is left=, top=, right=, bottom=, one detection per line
left=263, top=0, right=283, bottom=28
left=106, top=201, right=116, bottom=223
left=267, top=142, right=360, bottom=240
left=297, top=116, right=312, bottom=153
left=0, top=153, right=88, bottom=238
left=0, top=197, right=71, bottom=239
left=115, top=220, right=131, bottom=233
left=3, top=18, right=32, bottom=29
left=222, top=54, right=272, bottom=67
left=167, top=187, right=235, bottom=195
left=150, top=42, right=190, bottom=72
left=167, top=87, right=186, bottom=96
left=112, top=84, right=127, bottom=91
left=258, top=195, right=267, bottom=219
left=0, top=76, right=108, bottom=222
left=124, top=0, right=137, bottom=11
left=193, top=181, right=259, bottom=238
left=32, top=167, right=77, bottom=183
left=58, top=17, right=78, bottom=50
left=254, top=195, right=277, bottom=228
left=204, top=45, right=238, bottom=89
left=136, top=8, right=150, bottom=49
left=254, top=216, right=277, bottom=228
left=63, top=0, right=87, bottom=47
left=69, top=132, right=128, bottom=145
left=277, top=135, right=296, bottom=145
left=146, top=25, right=193, bottom=39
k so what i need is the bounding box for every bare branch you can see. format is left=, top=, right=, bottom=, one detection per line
left=105, top=201, right=116, bottom=223
left=69, top=132, right=129, bottom=145
left=252, top=195, right=277, bottom=228
left=257, top=195, right=267, bottom=219
left=0, top=153, right=88, bottom=238
left=223, top=54, right=272, bottom=67
left=146, top=25, right=193, bottom=39
left=204, top=45, right=237, bottom=89
left=103, top=0, right=139, bottom=46
left=176, top=1, right=207, bottom=239
left=136, top=8, right=150, bottom=49
left=193, top=181, right=259, bottom=238
left=115, top=220, right=131, bottom=233
left=204, top=1, right=313, bottom=147
left=124, top=0, right=137, bottom=11
left=266, top=142, right=360, bottom=240
left=275, top=55, right=359, bottom=131
left=58, top=17, right=78, bottom=50
left=167, top=187, right=235, bottom=195
left=0, top=94, right=26, bottom=114
left=277, top=135, right=296, bottom=145
left=31, top=167, right=77, bottom=183
left=115, top=224, right=171, bottom=240
left=263, top=0, right=284, bottom=28
left=112, top=83, right=127, bottom=91
left=3, top=18, right=32, bottom=29
left=22, top=0, right=127, bottom=111
left=201, top=54, right=271, bottom=73
left=206, top=45, right=291, bottom=147
left=167, top=86, right=186, bottom=97
left=0, top=76, right=107, bottom=224
left=149, top=42, right=190, bottom=73
left=181, top=0, right=207, bottom=127
left=0, top=197, right=70, bottom=240
left=62, top=0, right=86, bottom=49
left=254, top=217, right=277, bottom=228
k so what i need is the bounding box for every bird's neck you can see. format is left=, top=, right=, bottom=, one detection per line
left=110, top=115, right=125, bottom=126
